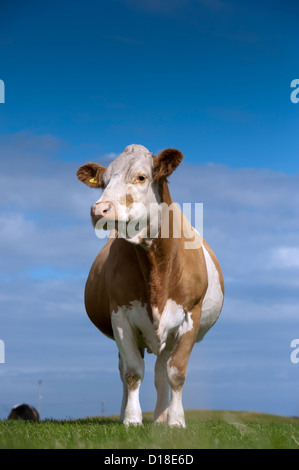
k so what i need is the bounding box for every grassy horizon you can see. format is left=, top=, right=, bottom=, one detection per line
left=0, top=409, right=299, bottom=449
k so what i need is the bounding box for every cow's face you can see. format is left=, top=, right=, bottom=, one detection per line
left=77, top=144, right=183, bottom=245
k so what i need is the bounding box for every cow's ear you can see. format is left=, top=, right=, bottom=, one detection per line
left=76, top=162, right=106, bottom=188
left=153, top=148, right=184, bottom=181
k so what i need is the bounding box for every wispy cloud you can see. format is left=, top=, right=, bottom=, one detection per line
left=269, top=247, right=299, bottom=270
left=1, top=132, right=299, bottom=419
left=1, top=132, right=298, bottom=325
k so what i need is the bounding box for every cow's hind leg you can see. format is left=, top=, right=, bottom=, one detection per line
left=112, top=309, right=145, bottom=426
left=118, top=353, right=127, bottom=422
left=153, top=349, right=170, bottom=424
left=167, top=306, right=202, bottom=427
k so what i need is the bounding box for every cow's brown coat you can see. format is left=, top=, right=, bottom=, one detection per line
left=78, top=147, right=224, bottom=425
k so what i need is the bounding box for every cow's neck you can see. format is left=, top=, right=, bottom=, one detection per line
left=132, top=181, right=197, bottom=319
left=146, top=181, right=187, bottom=316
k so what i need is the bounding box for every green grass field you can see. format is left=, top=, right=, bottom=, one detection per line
left=1, top=410, right=299, bottom=449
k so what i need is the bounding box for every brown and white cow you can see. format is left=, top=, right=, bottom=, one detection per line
left=77, top=144, right=224, bottom=427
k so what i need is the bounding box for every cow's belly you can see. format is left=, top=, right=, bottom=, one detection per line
left=196, top=245, right=224, bottom=342
left=109, top=239, right=223, bottom=352
left=113, top=299, right=194, bottom=356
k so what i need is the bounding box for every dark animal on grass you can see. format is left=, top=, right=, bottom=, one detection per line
left=8, top=403, right=40, bottom=421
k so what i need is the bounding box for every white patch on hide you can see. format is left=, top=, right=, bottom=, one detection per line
left=197, top=245, right=224, bottom=341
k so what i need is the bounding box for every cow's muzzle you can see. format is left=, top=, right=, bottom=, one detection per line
left=90, top=201, right=116, bottom=228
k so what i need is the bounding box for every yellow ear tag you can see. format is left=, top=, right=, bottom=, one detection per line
left=89, top=177, right=98, bottom=184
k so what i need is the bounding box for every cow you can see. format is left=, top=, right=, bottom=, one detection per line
left=8, top=404, right=39, bottom=421
left=77, top=144, right=224, bottom=427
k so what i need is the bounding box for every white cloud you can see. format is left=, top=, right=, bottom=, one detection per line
left=1, top=132, right=299, bottom=316
left=1, top=132, right=299, bottom=419
left=270, top=247, right=299, bottom=269
left=103, top=152, right=118, bottom=161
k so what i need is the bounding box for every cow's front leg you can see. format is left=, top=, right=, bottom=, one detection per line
left=167, top=358, right=186, bottom=427
left=112, top=308, right=144, bottom=426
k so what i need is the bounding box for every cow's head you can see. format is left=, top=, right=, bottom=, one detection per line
left=77, top=144, right=183, bottom=245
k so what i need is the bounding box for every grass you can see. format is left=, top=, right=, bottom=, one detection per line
left=0, top=410, right=299, bottom=449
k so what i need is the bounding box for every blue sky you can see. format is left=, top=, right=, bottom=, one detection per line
left=0, top=0, right=299, bottom=420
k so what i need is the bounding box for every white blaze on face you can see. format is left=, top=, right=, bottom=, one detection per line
left=95, top=145, right=161, bottom=243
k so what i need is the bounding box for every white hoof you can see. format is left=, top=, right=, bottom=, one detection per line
left=168, top=419, right=186, bottom=428
left=123, top=417, right=142, bottom=426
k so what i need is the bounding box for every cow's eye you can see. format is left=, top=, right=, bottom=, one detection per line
left=136, top=174, right=146, bottom=183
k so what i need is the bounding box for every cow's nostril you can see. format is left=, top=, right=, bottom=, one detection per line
left=103, top=203, right=112, bottom=214
left=91, top=202, right=113, bottom=218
